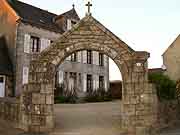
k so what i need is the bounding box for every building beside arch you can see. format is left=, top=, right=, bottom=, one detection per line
left=162, top=34, right=180, bottom=81
left=0, top=0, right=109, bottom=97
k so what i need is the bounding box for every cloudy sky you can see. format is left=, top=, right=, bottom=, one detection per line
left=20, top=0, right=180, bottom=80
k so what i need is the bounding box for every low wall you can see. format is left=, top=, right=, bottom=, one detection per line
left=157, top=100, right=180, bottom=129
left=0, top=97, right=20, bottom=125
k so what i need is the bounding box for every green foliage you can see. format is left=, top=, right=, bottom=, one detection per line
left=176, top=79, right=180, bottom=101
left=84, top=88, right=113, bottom=103
left=54, top=85, right=78, bottom=104
left=149, top=73, right=176, bottom=101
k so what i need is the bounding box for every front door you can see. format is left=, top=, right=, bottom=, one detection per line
left=0, top=76, right=5, bottom=97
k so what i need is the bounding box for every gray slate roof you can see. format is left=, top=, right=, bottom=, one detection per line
left=8, top=0, right=80, bottom=33
left=0, top=36, right=13, bottom=76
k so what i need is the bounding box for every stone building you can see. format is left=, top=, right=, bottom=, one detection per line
left=162, top=34, right=180, bottom=81
left=0, top=0, right=109, bottom=97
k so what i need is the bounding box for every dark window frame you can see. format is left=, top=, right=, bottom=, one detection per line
left=87, top=74, right=93, bottom=92
left=87, top=50, right=92, bottom=64
left=30, top=36, right=40, bottom=53
left=99, top=76, right=104, bottom=89
left=99, top=53, right=104, bottom=66
left=71, top=53, right=77, bottom=62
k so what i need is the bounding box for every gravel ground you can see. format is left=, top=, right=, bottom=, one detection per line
left=51, top=100, right=122, bottom=135
left=0, top=100, right=180, bottom=135
left=0, top=120, right=24, bottom=135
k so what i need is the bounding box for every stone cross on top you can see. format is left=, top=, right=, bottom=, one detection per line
left=86, top=1, right=92, bottom=16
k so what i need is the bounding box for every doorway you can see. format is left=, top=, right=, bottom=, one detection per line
left=0, top=75, right=5, bottom=97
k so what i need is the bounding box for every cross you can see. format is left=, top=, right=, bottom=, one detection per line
left=72, top=4, right=75, bottom=9
left=86, top=1, right=92, bottom=15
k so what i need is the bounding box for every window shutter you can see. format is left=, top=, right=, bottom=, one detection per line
left=67, top=19, right=72, bottom=30
left=104, top=55, right=108, bottom=67
left=104, top=76, right=108, bottom=91
left=93, top=51, right=99, bottom=65
left=93, top=75, right=99, bottom=90
left=96, top=52, right=99, bottom=65
left=77, top=51, right=81, bottom=63
left=96, top=75, right=99, bottom=90
left=41, top=38, right=50, bottom=52
left=40, top=38, right=45, bottom=52
left=24, top=34, right=30, bottom=53
left=46, top=39, right=51, bottom=49
left=22, top=67, right=29, bottom=84
left=83, top=50, right=87, bottom=63
left=83, top=74, right=87, bottom=92
left=58, top=71, right=64, bottom=84
left=93, top=51, right=96, bottom=65
left=93, top=75, right=96, bottom=91
left=66, top=56, right=71, bottom=61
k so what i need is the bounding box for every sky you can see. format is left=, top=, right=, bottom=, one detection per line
left=20, top=0, right=180, bottom=80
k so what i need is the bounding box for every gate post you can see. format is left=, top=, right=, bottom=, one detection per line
left=121, top=52, right=158, bottom=135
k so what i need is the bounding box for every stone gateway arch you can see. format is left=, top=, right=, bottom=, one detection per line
left=20, top=15, right=157, bottom=135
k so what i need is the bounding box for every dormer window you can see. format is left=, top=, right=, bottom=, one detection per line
left=67, top=19, right=77, bottom=30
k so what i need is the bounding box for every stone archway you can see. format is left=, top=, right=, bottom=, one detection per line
left=20, top=15, right=157, bottom=135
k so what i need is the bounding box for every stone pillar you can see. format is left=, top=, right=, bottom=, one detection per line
left=121, top=53, right=157, bottom=135
left=20, top=62, right=55, bottom=133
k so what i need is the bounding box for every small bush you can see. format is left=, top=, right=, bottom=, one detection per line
left=54, top=87, right=78, bottom=104
left=176, top=79, right=180, bottom=101
left=84, top=88, right=112, bottom=103
left=149, top=73, right=176, bottom=101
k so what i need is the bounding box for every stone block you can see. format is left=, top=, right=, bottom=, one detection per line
left=31, top=115, right=41, bottom=126
left=46, top=115, right=54, bottom=128
left=123, top=104, right=136, bottom=116
left=46, top=94, right=53, bottom=105
left=140, top=94, right=154, bottom=104
left=32, top=93, right=41, bottom=104
left=40, top=84, right=53, bottom=94
left=136, top=127, right=148, bottom=135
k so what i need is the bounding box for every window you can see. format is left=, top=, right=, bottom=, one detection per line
left=67, top=19, right=77, bottom=30
left=71, top=20, right=77, bottom=26
left=71, top=53, right=77, bottom=62
left=99, top=76, right=104, bottom=89
left=0, top=77, right=4, bottom=83
left=87, top=74, right=93, bottom=92
left=99, top=53, right=104, bottom=66
left=69, top=72, right=77, bottom=90
left=87, top=50, right=92, bottom=64
left=22, top=67, right=29, bottom=84
left=30, top=36, right=40, bottom=53
left=79, top=73, right=81, bottom=84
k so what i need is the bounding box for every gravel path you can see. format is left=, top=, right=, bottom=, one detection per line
left=0, top=100, right=180, bottom=135
left=52, top=100, right=122, bottom=135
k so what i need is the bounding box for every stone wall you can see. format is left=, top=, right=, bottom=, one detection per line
left=5, top=75, right=14, bottom=97
left=0, top=97, right=20, bottom=126
left=157, top=100, right=180, bottom=129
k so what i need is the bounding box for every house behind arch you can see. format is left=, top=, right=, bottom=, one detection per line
left=0, top=0, right=109, bottom=97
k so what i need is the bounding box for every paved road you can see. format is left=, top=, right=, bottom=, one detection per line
left=0, top=100, right=180, bottom=135
left=0, top=120, right=24, bottom=135
left=52, top=100, right=122, bottom=135
left=159, top=127, right=180, bottom=135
